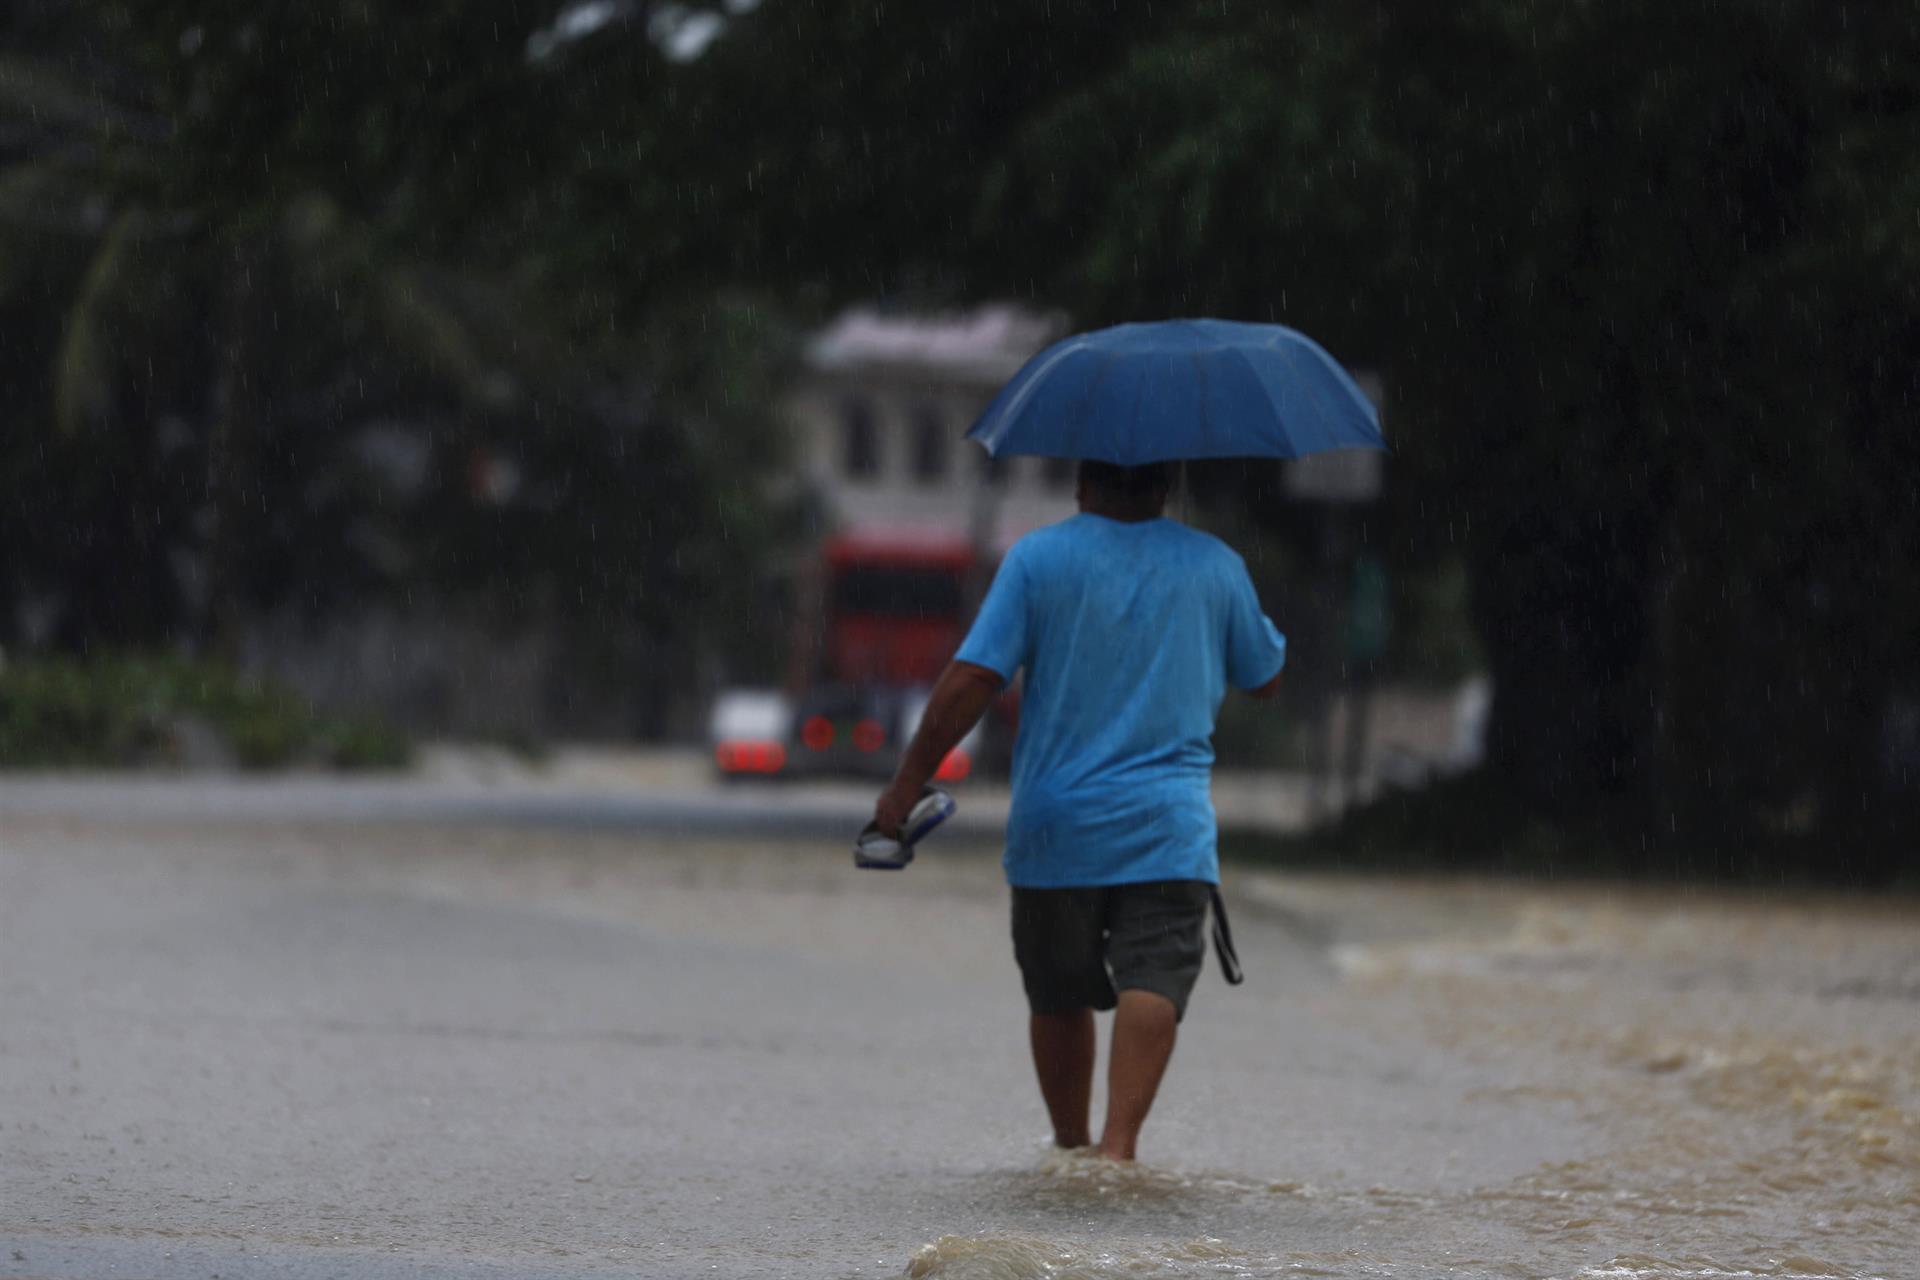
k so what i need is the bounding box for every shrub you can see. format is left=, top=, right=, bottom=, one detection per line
left=0, top=654, right=410, bottom=771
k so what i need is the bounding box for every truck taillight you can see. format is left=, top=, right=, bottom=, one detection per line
left=851, top=719, right=886, bottom=752
left=801, top=716, right=835, bottom=751
left=715, top=740, right=787, bottom=773
left=935, top=748, right=971, bottom=782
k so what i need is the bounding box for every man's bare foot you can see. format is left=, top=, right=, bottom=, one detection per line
left=1054, top=1132, right=1091, bottom=1150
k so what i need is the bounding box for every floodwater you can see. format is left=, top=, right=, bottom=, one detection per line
left=902, top=879, right=1920, bottom=1280
left=1, top=802, right=1914, bottom=1279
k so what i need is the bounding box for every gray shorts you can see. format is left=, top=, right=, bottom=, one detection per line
left=1010, top=880, right=1211, bottom=1021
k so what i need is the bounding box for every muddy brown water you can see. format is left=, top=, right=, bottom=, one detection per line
left=1, top=812, right=1914, bottom=1279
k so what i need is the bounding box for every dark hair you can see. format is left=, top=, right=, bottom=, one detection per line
left=1076, top=460, right=1176, bottom=499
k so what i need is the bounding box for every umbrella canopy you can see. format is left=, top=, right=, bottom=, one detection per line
left=966, top=319, right=1385, bottom=465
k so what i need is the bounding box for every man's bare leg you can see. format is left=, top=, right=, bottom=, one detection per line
left=1097, top=989, right=1179, bottom=1161
left=1029, top=1009, right=1095, bottom=1148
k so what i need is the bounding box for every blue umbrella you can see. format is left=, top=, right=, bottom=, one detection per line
left=967, top=319, right=1385, bottom=465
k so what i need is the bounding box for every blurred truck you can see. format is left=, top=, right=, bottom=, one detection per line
left=707, top=527, right=991, bottom=781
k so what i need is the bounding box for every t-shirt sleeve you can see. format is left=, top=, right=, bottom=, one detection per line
left=954, top=547, right=1030, bottom=683
left=1224, top=559, right=1288, bottom=690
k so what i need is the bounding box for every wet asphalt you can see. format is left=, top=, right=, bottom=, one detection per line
left=3, top=779, right=1912, bottom=1280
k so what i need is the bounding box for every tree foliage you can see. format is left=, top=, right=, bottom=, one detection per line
left=0, top=1, right=790, bottom=726
left=1376, top=1, right=1920, bottom=867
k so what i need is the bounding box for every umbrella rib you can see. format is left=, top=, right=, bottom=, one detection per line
left=1275, top=339, right=1363, bottom=454
left=1063, top=349, right=1123, bottom=463
left=974, top=338, right=1092, bottom=456
left=1189, top=349, right=1213, bottom=458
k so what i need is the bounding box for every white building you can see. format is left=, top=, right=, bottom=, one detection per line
left=785, top=303, right=1076, bottom=551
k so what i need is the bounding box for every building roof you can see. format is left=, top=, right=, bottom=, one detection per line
left=804, top=304, right=1065, bottom=385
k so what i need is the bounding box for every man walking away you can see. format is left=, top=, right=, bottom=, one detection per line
left=872, top=460, right=1287, bottom=1161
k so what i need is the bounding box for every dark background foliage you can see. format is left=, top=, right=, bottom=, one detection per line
left=2, top=0, right=1914, bottom=870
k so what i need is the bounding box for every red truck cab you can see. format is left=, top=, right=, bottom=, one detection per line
left=819, top=529, right=975, bottom=688
left=712, top=526, right=986, bottom=780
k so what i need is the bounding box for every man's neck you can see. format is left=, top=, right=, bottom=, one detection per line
left=1079, top=499, right=1165, bottom=524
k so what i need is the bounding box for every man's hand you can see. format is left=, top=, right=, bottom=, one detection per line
left=869, top=660, right=1003, bottom=837
left=872, top=778, right=921, bottom=839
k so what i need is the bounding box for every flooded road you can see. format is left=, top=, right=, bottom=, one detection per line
left=1, top=802, right=1914, bottom=1279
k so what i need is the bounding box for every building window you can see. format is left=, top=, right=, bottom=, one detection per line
left=910, top=405, right=947, bottom=483
left=1041, top=455, right=1075, bottom=491
left=841, top=398, right=880, bottom=479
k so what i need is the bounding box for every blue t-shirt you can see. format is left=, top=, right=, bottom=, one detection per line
left=955, top=514, right=1287, bottom=888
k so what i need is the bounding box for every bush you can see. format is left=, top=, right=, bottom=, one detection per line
left=0, top=660, right=168, bottom=767
left=0, top=654, right=411, bottom=771
left=1225, top=767, right=1919, bottom=889
left=314, top=717, right=414, bottom=771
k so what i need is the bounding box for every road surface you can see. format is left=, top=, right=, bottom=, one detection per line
left=1, top=779, right=1914, bottom=1279
left=0, top=743, right=1325, bottom=840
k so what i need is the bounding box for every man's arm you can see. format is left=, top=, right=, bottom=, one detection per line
left=1224, top=560, right=1287, bottom=700
left=872, top=659, right=1003, bottom=836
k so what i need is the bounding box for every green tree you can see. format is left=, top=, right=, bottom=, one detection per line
left=0, top=1, right=793, bottom=732
left=1378, top=1, right=1920, bottom=867
left=1, top=3, right=534, bottom=648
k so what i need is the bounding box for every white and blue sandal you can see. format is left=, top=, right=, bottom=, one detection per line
left=853, top=788, right=957, bottom=869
